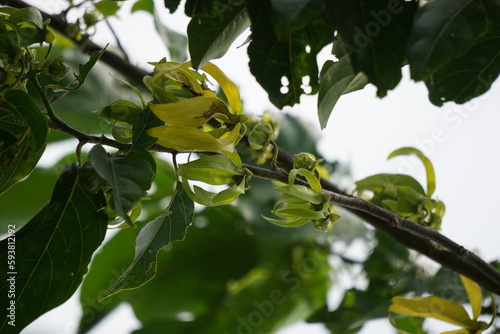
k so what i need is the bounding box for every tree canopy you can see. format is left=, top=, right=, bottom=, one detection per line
left=0, top=0, right=499, bottom=333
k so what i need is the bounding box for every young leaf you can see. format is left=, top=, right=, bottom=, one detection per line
left=75, top=47, right=107, bottom=88
left=88, top=145, right=156, bottom=225
left=408, top=0, right=489, bottom=81
left=178, top=154, right=243, bottom=185
left=99, top=187, right=194, bottom=299
left=0, top=163, right=107, bottom=333
left=0, top=90, right=48, bottom=195
left=188, top=5, right=250, bottom=69
left=318, top=58, right=368, bottom=129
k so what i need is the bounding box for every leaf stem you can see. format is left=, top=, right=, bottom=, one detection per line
left=30, top=73, right=59, bottom=122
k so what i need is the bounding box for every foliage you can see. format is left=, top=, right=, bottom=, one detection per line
left=0, top=1, right=499, bottom=334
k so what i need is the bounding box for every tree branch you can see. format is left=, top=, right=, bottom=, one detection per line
left=7, top=0, right=500, bottom=295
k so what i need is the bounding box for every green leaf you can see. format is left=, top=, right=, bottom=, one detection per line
left=88, top=145, right=156, bottom=225
left=164, top=0, right=181, bottom=13
left=99, top=187, right=194, bottom=299
left=408, top=0, right=490, bottom=81
left=388, top=147, right=436, bottom=197
left=355, top=174, right=425, bottom=197
left=0, top=163, right=107, bottom=333
left=318, top=58, right=369, bottom=129
left=78, top=225, right=138, bottom=334
left=153, top=10, right=188, bottom=62
left=99, top=99, right=142, bottom=124
left=188, top=5, right=250, bottom=69
left=131, top=106, right=164, bottom=151
left=178, top=154, right=243, bottom=185
left=132, top=0, right=154, bottom=14
left=425, top=22, right=500, bottom=106
left=328, top=0, right=418, bottom=97
left=0, top=90, right=48, bottom=195
left=247, top=0, right=333, bottom=108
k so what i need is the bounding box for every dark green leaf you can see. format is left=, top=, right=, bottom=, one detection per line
left=131, top=106, right=163, bottom=151
left=408, top=0, right=490, bottom=81
left=0, top=90, right=48, bottom=195
left=188, top=5, right=250, bottom=69
left=99, top=187, right=194, bottom=299
left=78, top=226, right=139, bottom=334
left=88, top=145, right=156, bottom=225
left=318, top=58, right=369, bottom=129
left=328, top=0, right=418, bottom=97
left=130, top=207, right=329, bottom=333
left=270, top=0, right=322, bottom=39
left=132, top=0, right=154, bottom=14
left=185, top=0, right=243, bottom=18
left=95, top=0, right=122, bottom=17
left=0, top=163, right=107, bottom=333
left=164, top=0, right=182, bottom=13
left=425, top=22, right=500, bottom=106
left=247, top=0, right=333, bottom=108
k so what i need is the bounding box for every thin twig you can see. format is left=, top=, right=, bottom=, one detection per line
left=104, top=19, right=130, bottom=62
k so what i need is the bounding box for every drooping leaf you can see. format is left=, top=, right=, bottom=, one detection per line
left=246, top=0, right=333, bottom=108
left=88, top=145, right=156, bottom=225
left=460, top=275, right=483, bottom=320
left=327, top=0, right=418, bottom=97
left=408, top=0, right=490, bottom=81
left=0, top=90, right=48, bottom=195
left=99, top=99, right=142, bottom=125
left=389, top=316, right=427, bottom=334
left=188, top=5, right=250, bottom=69
left=0, top=163, right=107, bottom=333
left=147, top=123, right=241, bottom=152
left=317, top=58, right=369, bottom=129
left=152, top=10, right=188, bottom=62
left=425, top=22, right=500, bottom=106
left=78, top=225, right=138, bottom=334
left=355, top=174, right=426, bottom=197
left=99, top=187, right=194, bottom=300
left=8, top=7, right=44, bottom=30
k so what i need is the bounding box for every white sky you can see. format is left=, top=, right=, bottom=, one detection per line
left=20, top=0, right=500, bottom=333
